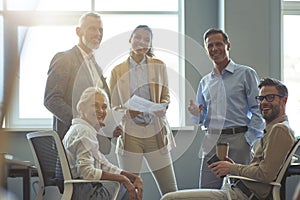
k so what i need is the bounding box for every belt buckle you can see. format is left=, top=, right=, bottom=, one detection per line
left=232, top=128, right=236, bottom=134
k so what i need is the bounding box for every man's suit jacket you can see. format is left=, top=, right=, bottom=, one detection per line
left=44, top=46, right=111, bottom=153
left=109, top=56, right=175, bottom=152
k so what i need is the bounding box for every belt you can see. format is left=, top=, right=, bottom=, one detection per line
left=221, top=126, right=248, bottom=134
left=234, top=181, right=259, bottom=200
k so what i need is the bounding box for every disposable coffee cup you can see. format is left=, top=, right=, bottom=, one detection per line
left=216, top=142, right=229, bottom=161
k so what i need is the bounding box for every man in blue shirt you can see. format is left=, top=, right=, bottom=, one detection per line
left=188, top=28, right=264, bottom=189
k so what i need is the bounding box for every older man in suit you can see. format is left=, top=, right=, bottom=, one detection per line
left=44, top=12, right=119, bottom=154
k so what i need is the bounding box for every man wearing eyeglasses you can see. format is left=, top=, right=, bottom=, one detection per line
left=188, top=28, right=265, bottom=189
left=162, top=77, right=295, bottom=199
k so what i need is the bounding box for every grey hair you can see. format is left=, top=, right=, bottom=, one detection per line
left=76, top=87, right=110, bottom=113
left=78, top=12, right=101, bottom=27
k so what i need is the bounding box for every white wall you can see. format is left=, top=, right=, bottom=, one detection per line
left=224, top=0, right=281, bottom=80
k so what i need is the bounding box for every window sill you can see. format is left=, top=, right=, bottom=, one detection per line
left=1, top=128, right=52, bottom=133
left=2, top=126, right=196, bottom=133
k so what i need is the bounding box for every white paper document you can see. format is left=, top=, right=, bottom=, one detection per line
left=98, top=109, right=124, bottom=137
left=124, top=95, right=169, bottom=113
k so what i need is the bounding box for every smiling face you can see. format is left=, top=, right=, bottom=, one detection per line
left=205, top=33, right=230, bottom=70
left=77, top=15, right=103, bottom=53
left=81, top=93, right=107, bottom=130
left=259, top=86, right=287, bottom=124
left=130, top=28, right=152, bottom=57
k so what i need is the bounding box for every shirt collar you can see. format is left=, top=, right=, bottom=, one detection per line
left=265, top=114, right=289, bottom=134
left=211, top=59, right=235, bottom=76
left=72, top=118, right=98, bottom=134
left=129, top=56, right=147, bottom=68
left=224, top=60, right=235, bottom=73
left=77, top=45, right=94, bottom=59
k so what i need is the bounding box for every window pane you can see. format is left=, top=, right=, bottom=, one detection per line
left=95, top=0, right=178, bottom=11
left=283, top=15, right=300, bottom=136
left=16, top=14, right=181, bottom=127
left=18, top=26, right=77, bottom=118
left=7, top=0, right=90, bottom=11
left=0, top=16, right=3, bottom=119
left=6, top=0, right=183, bottom=128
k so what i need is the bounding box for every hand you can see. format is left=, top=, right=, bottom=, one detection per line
left=133, top=176, right=143, bottom=200
left=98, top=121, right=105, bottom=128
left=188, top=99, right=202, bottom=116
left=224, top=156, right=235, bottom=164
left=209, top=161, right=232, bottom=178
left=126, top=109, right=141, bottom=119
left=113, top=125, right=123, bottom=137
left=153, top=108, right=166, bottom=117
left=122, top=176, right=139, bottom=200
left=119, top=171, right=143, bottom=200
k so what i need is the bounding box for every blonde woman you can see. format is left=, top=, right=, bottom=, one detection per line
left=63, top=87, right=142, bottom=200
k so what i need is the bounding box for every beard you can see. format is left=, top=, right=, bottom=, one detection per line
left=262, top=104, right=280, bottom=124
left=82, top=37, right=99, bottom=50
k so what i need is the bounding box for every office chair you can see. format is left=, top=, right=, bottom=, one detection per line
left=225, top=139, right=300, bottom=200
left=26, top=130, right=120, bottom=200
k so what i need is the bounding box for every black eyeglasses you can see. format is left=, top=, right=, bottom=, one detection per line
left=255, top=94, right=284, bottom=103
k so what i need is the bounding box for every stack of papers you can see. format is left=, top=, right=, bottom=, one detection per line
left=98, top=109, right=124, bottom=137
left=124, top=95, right=168, bottom=113
left=98, top=95, right=169, bottom=137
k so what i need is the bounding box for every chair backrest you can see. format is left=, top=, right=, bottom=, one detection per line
left=274, top=138, right=300, bottom=199
left=26, top=130, right=72, bottom=196
left=277, top=139, right=300, bottom=181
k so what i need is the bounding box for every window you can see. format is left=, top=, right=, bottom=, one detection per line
left=6, top=0, right=91, bottom=11
left=3, top=0, right=184, bottom=128
left=0, top=16, right=3, bottom=121
left=282, top=0, right=300, bottom=136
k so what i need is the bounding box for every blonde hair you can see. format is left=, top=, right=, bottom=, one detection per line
left=76, top=87, right=110, bottom=114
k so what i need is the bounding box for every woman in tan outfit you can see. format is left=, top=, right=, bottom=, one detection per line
left=109, top=25, right=177, bottom=197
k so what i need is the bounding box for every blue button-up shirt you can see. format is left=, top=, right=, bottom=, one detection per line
left=192, top=60, right=265, bottom=146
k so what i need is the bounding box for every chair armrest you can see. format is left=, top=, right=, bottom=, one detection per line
left=64, top=179, right=120, bottom=186
left=226, top=175, right=281, bottom=187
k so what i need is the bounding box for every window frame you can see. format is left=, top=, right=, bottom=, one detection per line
left=2, top=1, right=186, bottom=129
left=281, top=0, right=300, bottom=136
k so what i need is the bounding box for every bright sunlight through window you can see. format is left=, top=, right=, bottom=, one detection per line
left=4, top=0, right=183, bottom=129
